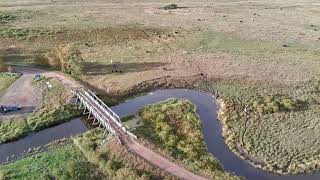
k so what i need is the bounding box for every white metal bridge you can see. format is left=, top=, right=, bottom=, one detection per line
left=72, top=88, right=136, bottom=143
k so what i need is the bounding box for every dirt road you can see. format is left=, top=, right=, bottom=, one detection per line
left=127, top=140, right=208, bottom=180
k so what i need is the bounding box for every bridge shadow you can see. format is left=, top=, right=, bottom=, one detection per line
left=84, top=62, right=168, bottom=76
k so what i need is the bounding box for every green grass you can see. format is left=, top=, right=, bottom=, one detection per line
left=0, top=119, right=29, bottom=144
left=213, top=79, right=320, bottom=174
left=0, top=26, right=57, bottom=40
left=0, top=143, right=104, bottom=180
left=73, top=129, right=170, bottom=179
left=0, top=73, right=18, bottom=96
left=135, top=99, right=240, bottom=180
left=0, top=80, right=80, bottom=144
left=2, top=55, right=37, bottom=67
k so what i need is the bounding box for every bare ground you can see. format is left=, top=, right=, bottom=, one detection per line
left=0, top=67, right=44, bottom=119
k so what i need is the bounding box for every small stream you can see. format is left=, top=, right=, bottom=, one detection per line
left=0, top=89, right=319, bottom=180
left=0, top=118, right=88, bottom=164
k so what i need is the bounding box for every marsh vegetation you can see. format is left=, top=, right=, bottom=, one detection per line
left=130, top=99, right=240, bottom=179
left=210, top=80, right=320, bottom=174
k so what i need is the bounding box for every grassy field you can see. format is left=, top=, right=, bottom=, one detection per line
left=0, top=73, right=18, bottom=96
left=0, top=142, right=105, bottom=180
left=73, top=129, right=173, bottom=179
left=131, top=99, right=239, bottom=180
left=0, top=80, right=80, bottom=144
left=210, top=79, right=320, bottom=174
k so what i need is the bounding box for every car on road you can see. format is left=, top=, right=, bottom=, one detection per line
left=0, top=105, right=21, bottom=113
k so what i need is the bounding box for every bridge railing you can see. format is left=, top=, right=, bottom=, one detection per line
left=82, top=90, right=123, bottom=129
left=74, top=88, right=137, bottom=140
left=77, top=90, right=116, bottom=134
left=87, top=89, right=121, bottom=123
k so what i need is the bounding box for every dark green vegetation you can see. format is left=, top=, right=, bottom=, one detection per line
left=0, top=73, right=18, bottom=96
left=36, top=44, right=84, bottom=76
left=0, top=11, right=17, bottom=24
left=0, top=27, right=56, bottom=40
left=0, top=142, right=104, bottom=180
left=161, top=4, right=178, bottom=10
left=0, top=80, right=80, bottom=144
left=74, top=129, right=172, bottom=179
left=134, top=99, right=239, bottom=179
left=210, top=80, right=320, bottom=174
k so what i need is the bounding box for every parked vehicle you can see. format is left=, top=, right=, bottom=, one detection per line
left=0, top=105, right=21, bottom=113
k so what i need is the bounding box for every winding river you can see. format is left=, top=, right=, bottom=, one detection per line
left=0, top=89, right=318, bottom=180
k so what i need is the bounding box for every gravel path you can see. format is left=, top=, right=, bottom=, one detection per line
left=0, top=67, right=45, bottom=119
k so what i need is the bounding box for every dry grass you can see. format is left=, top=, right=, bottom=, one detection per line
left=213, top=80, right=320, bottom=174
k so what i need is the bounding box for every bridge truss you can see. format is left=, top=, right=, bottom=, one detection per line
left=72, top=88, right=137, bottom=143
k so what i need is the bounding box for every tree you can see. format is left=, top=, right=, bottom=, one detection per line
left=56, top=44, right=84, bottom=76
left=43, top=44, right=84, bottom=76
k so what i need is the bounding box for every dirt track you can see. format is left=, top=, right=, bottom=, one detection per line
left=127, top=141, right=208, bottom=180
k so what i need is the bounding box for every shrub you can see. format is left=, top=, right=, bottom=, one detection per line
left=251, top=94, right=302, bottom=114
left=45, top=50, right=61, bottom=69
left=0, top=57, right=8, bottom=72
left=38, top=44, right=84, bottom=76
left=0, top=11, right=16, bottom=23
left=52, top=160, right=96, bottom=180
left=56, top=44, right=84, bottom=76
left=34, top=54, right=49, bottom=66
left=281, top=99, right=296, bottom=110
left=162, top=4, right=178, bottom=10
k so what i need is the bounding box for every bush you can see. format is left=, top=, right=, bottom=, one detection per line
left=162, top=4, right=178, bottom=10
left=251, top=94, right=302, bottom=114
left=38, top=44, right=84, bottom=76
left=0, top=11, right=16, bottom=23
left=0, top=57, right=8, bottom=72
left=52, top=160, right=96, bottom=180
left=56, top=44, right=84, bottom=76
